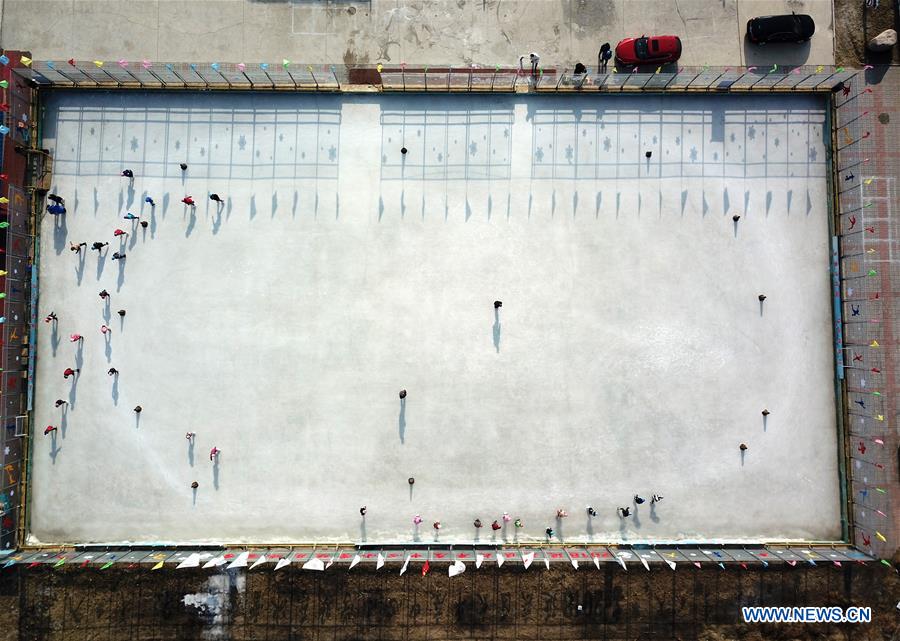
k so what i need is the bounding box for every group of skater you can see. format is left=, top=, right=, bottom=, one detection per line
left=43, top=164, right=224, bottom=491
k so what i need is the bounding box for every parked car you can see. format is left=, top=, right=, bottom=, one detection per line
left=746, top=13, right=815, bottom=44
left=614, top=35, right=682, bottom=66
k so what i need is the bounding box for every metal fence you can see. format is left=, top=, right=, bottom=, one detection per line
left=832, top=68, right=899, bottom=561
left=18, top=61, right=859, bottom=94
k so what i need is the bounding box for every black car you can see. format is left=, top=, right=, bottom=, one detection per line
left=746, top=13, right=815, bottom=44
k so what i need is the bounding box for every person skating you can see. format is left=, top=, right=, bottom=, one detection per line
left=47, top=193, right=65, bottom=206
left=650, top=494, right=663, bottom=504
left=634, top=495, right=645, bottom=505
left=123, top=212, right=139, bottom=220
left=209, top=193, right=223, bottom=203
left=617, top=506, right=631, bottom=517
left=181, top=196, right=195, bottom=206
left=54, top=399, right=67, bottom=407
left=209, top=446, right=220, bottom=460
left=491, top=520, right=501, bottom=531
left=44, top=312, right=57, bottom=323
left=46, top=203, right=66, bottom=215
left=69, top=333, right=83, bottom=343
left=91, top=241, right=108, bottom=252
left=112, top=252, right=126, bottom=261
left=69, top=242, right=86, bottom=253
left=43, top=425, right=57, bottom=435
left=144, top=196, right=155, bottom=207
left=107, top=367, right=118, bottom=376
left=134, top=405, right=142, bottom=413
left=63, top=367, right=79, bottom=379
left=587, top=506, right=597, bottom=517
left=121, top=169, right=134, bottom=178
left=99, top=289, right=109, bottom=300
left=113, top=229, right=128, bottom=238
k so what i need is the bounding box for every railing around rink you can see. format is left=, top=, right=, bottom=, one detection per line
left=16, top=61, right=859, bottom=94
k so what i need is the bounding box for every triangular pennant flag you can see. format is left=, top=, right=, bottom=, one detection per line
left=260, top=63, right=269, bottom=71
left=875, top=531, right=886, bottom=542
left=0, top=55, right=8, bottom=65
left=399, top=555, right=410, bottom=575
left=46, top=61, right=55, bottom=69
left=203, top=556, right=227, bottom=569
left=93, top=60, right=103, bottom=67
left=141, top=60, right=151, bottom=69
left=740, top=562, right=748, bottom=570
left=274, top=558, right=291, bottom=571
left=302, top=557, right=325, bottom=571
left=544, top=557, right=550, bottom=570
left=864, top=178, right=874, bottom=185
left=282, top=59, right=290, bottom=69
left=227, top=552, right=250, bottom=569
left=237, top=63, right=246, bottom=72
left=54, top=558, right=66, bottom=568
left=475, top=554, right=484, bottom=569
left=616, top=555, right=627, bottom=571
left=717, top=562, right=725, bottom=570
left=421, top=559, right=430, bottom=576
left=349, top=554, right=361, bottom=570
left=325, top=556, right=335, bottom=570
left=639, top=556, right=650, bottom=571
left=68, top=58, right=75, bottom=66
left=693, top=562, right=701, bottom=568
left=376, top=553, right=385, bottom=570
left=665, top=558, right=676, bottom=571
left=570, top=557, right=579, bottom=569
left=210, top=62, right=220, bottom=72
left=3, top=560, right=16, bottom=569
left=100, top=560, right=115, bottom=570
left=523, top=552, right=534, bottom=569
left=0, top=126, right=9, bottom=136
left=151, top=560, right=165, bottom=570
left=117, top=59, right=127, bottom=68
left=593, top=556, right=600, bottom=570
left=249, top=555, right=268, bottom=570
left=20, top=56, right=32, bottom=67
left=177, top=553, right=202, bottom=569
left=497, top=554, right=505, bottom=568
left=870, top=340, right=879, bottom=347
left=448, top=560, right=466, bottom=577
left=833, top=561, right=842, bottom=567
left=761, top=560, right=769, bottom=568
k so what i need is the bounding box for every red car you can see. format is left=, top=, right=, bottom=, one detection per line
left=614, top=35, right=682, bottom=66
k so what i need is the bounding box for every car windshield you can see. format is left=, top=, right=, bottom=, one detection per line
left=634, top=37, right=649, bottom=58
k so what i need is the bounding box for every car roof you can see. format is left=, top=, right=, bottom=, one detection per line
left=754, top=13, right=813, bottom=29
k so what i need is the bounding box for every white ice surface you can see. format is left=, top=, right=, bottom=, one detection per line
left=28, top=91, right=841, bottom=544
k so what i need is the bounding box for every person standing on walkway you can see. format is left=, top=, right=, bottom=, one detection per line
left=529, top=52, right=540, bottom=75
left=599, top=43, right=612, bottom=72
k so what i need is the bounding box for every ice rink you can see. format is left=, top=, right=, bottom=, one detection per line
left=28, top=90, right=841, bottom=545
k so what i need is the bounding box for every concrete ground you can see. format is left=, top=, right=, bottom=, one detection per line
left=28, top=90, right=840, bottom=545
left=0, top=0, right=835, bottom=68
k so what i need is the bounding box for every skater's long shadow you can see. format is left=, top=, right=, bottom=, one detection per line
left=126, top=183, right=135, bottom=209
left=116, top=259, right=126, bottom=292
left=67, top=376, right=78, bottom=408
left=104, top=333, right=112, bottom=362
left=213, top=458, right=220, bottom=490
left=618, top=514, right=627, bottom=539
left=398, top=398, right=406, bottom=444
left=111, top=375, right=118, bottom=406
left=74, top=251, right=86, bottom=285
left=632, top=500, right=642, bottom=528
left=586, top=514, right=594, bottom=540
left=60, top=405, right=68, bottom=439
left=74, top=341, right=84, bottom=370
left=413, top=523, right=420, bottom=542
left=492, top=309, right=501, bottom=352
left=52, top=214, right=68, bottom=255
left=185, top=206, right=196, bottom=238
left=741, top=449, right=746, bottom=466
left=555, top=516, right=565, bottom=541
left=49, top=433, right=61, bottom=464
left=192, top=486, right=198, bottom=506
left=649, top=503, right=660, bottom=524
left=96, top=251, right=108, bottom=280
left=50, top=322, right=60, bottom=356
left=359, top=517, right=367, bottom=543
left=102, top=300, right=111, bottom=324
left=188, top=440, right=194, bottom=467
left=134, top=410, right=141, bottom=429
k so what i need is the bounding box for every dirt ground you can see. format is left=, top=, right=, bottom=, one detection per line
left=835, top=0, right=900, bottom=67
left=0, top=552, right=897, bottom=641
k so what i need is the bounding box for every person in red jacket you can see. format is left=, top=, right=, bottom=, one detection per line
left=63, top=367, right=79, bottom=378
left=182, top=196, right=195, bottom=206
